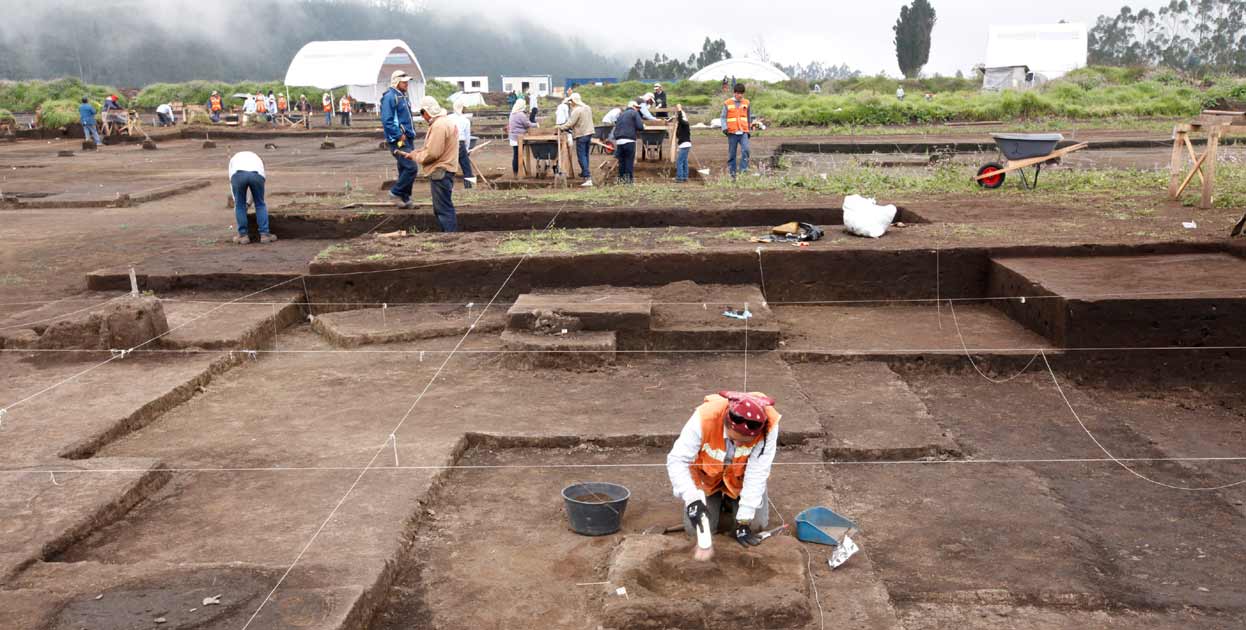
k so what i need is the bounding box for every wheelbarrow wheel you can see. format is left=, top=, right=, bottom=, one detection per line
left=976, top=163, right=1005, bottom=189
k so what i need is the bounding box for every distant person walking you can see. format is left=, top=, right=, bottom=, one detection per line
left=381, top=71, right=418, bottom=208
left=895, top=85, right=905, bottom=101
left=228, top=151, right=276, bottom=244
left=613, top=99, right=646, bottom=184
left=79, top=97, right=101, bottom=145
left=298, top=94, right=311, bottom=129
left=409, top=96, right=460, bottom=232
left=508, top=97, right=536, bottom=176
left=674, top=103, right=691, bottom=183
left=208, top=90, right=223, bottom=123
left=528, top=88, right=540, bottom=123
left=558, top=92, right=594, bottom=187
left=721, top=83, right=753, bottom=178
left=322, top=92, right=333, bottom=126
left=339, top=94, right=352, bottom=126
left=449, top=100, right=475, bottom=189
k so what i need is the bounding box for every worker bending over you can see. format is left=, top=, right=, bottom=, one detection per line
left=667, top=391, right=779, bottom=560
left=408, top=96, right=460, bottom=232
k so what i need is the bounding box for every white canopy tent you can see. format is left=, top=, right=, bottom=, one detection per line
left=688, top=58, right=790, bottom=83
left=284, top=39, right=425, bottom=106
left=985, top=23, right=1087, bottom=80
left=450, top=91, right=487, bottom=109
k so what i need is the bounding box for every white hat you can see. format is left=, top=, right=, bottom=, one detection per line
left=569, top=92, right=584, bottom=106
left=653, top=83, right=662, bottom=89
left=391, top=70, right=414, bottom=87
left=418, top=95, right=445, bottom=117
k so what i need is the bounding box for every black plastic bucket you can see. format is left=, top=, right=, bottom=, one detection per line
left=562, top=482, right=630, bottom=536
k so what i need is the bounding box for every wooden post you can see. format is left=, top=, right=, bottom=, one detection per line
left=1169, top=126, right=1187, bottom=199
left=518, top=136, right=527, bottom=178
left=1201, top=125, right=1221, bottom=209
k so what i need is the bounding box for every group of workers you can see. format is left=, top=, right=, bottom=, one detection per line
left=202, top=90, right=354, bottom=127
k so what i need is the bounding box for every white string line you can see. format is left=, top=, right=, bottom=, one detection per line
left=7, top=343, right=1246, bottom=356
left=0, top=294, right=127, bottom=331
left=7, top=456, right=1243, bottom=476
left=0, top=277, right=302, bottom=415
left=949, top=300, right=1040, bottom=383
left=7, top=282, right=1244, bottom=309
left=756, top=248, right=767, bottom=302
left=1039, top=350, right=1246, bottom=491
left=240, top=202, right=571, bottom=628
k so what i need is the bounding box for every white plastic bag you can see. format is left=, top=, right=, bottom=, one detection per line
left=828, top=534, right=860, bottom=569
left=842, top=194, right=897, bottom=238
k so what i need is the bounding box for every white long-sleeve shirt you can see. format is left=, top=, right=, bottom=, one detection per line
left=555, top=102, right=570, bottom=126
left=666, top=411, right=778, bottom=522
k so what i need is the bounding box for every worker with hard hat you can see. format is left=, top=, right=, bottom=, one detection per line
left=381, top=70, right=418, bottom=208
left=667, top=391, right=780, bottom=560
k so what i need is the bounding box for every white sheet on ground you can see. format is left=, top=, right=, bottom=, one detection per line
left=843, top=194, right=897, bottom=238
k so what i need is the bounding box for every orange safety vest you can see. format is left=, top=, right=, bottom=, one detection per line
left=277, top=95, right=287, bottom=111
left=255, top=96, right=267, bottom=114
left=689, top=392, right=780, bottom=499
left=723, top=97, right=751, bottom=134
left=209, top=95, right=222, bottom=112
left=339, top=97, right=352, bottom=113
left=323, top=97, right=332, bottom=112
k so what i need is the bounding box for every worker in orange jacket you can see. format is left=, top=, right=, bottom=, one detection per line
left=667, top=391, right=779, bottom=560
left=720, top=83, right=754, bottom=178
left=208, top=91, right=223, bottom=123
left=322, top=93, right=333, bottom=127
left=338, top=94, right=352, bottom=127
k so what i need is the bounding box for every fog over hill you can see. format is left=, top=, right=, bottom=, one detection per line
left=0, top=0, right=626, bottom=87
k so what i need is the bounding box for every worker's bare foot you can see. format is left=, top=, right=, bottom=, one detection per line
left=259, top=233, right=278, bottom=244
left=232, top=235, right=250, bottom=244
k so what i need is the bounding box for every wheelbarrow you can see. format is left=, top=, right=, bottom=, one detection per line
left=974, top=133, right=1088, bottom=189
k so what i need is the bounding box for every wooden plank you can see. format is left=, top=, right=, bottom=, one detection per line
left=1182, top=135, right=1205, bottom=186
left=1200, top=125, right=1220, bottom=209
left=1169, top=130, right=1187, bottom=198
left=1175, top=149, right=1209, bottom=198
left=973, top=143, right=1088, bottom=180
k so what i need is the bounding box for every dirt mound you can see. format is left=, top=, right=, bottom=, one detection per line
left=601, top=534, right=811, bottom=629
left=35, top=295, right=169, bottom=350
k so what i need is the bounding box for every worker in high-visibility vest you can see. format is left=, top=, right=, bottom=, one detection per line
left=322, top=93, right=333, bottom=127
left=208, top=91, right=223, bottom=123
left=277, top=93, right=287, bottom=114
left=720, top=83, right=754, bottom=178
left=338, top=94, right=352, bottom=127
left=255, top=92, right=267, bottom=118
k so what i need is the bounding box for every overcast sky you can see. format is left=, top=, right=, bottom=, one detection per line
left=466, top=0, right=1167, bottom=77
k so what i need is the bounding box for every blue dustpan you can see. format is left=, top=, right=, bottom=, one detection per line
left=794, top=507, right=857, bottom=546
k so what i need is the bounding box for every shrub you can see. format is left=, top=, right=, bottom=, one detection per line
left=0, top=78, right=122, bottom=112
left=38, top=99, right=83, bottom=129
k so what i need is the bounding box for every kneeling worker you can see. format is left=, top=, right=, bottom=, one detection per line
left=667, top=391, right=779, bottom=560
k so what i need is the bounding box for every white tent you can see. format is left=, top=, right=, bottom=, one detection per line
left=985, top=23, right=1087, bottom=80
left=284, top=39, right=425, bottom=105
left=688, top=58, right=790, bottom=83
left=450, top=91, right=487, bottom=109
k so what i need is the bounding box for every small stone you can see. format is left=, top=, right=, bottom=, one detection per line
left=94, top=594, right=103, bottom=600
left=1198, top=586, right=1210, bottom=592
left=154, top=618, right=166, bottom=624
left=203, top=594, right=221, bottom=606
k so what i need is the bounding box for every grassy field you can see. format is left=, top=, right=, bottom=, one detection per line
left=460, top=161, right=1246, bottom=210
left=0, top=78, right=125, bottom=112
left=574, top=66, right=1246, bottom=128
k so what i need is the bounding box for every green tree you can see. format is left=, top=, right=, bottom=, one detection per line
left=624, top=37, right=733, bottom=80
left=893, top=0, right=937, bottom=78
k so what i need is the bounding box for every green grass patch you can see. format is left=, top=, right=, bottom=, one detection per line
left=315, top=244, right=349, bottom=261
left=0, top=77, right=123, bottom=112
left=657, top=232, right=703, bottom=250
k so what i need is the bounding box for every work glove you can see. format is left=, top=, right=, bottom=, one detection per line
left=734, top=522, right=762, bottom=547
left=686, top=500, right=709, bottom=533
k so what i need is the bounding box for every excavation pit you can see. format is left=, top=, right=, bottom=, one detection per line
left=601, top=535, right=813, bottom=630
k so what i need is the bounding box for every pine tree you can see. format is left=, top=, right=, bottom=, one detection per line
left=893, top=0, right=937, bottom=79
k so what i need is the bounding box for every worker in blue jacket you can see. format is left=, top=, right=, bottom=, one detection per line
left=611, top=99, right=646, bottom=184
left=78, top=97, right=101, bottom=145
left=381, top=70, right=418, bottom=208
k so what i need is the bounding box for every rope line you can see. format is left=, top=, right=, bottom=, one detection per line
left=949, top=300, right=1040, bottom=383
left=240, top=201, right=571, bottom=629
left=1039, top=350, right=1246, bottom=492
